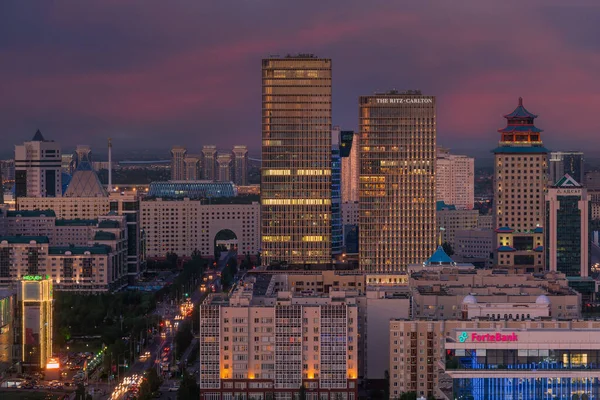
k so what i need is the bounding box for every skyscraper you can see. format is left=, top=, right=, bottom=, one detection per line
left=232, top=145, right=248, bottom=186
left=546, top=174, right=590, bottom=277
left=184, top=154, right=201, bottom=180
left=15, top=130, right=62, bottom=198
left=549, top=151, right=584, bottom=186
left=216, top=153, right=232, bottom=182
left=436, top=147, right=474, bottom=210
left=341, top=131, right=359, bottom=203
left=261, top=55, right=332, bottom=265
left=170, top=146, right=186, bottom=181
left=202, top=145, right=217, bottom=181
left=331, top=127, right=343, bottom=256
left=359, top=90, right=437, bottom=272
left=493, top=98, right=548, bottom=269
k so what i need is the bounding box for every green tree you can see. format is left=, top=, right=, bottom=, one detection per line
left=256, top=251, right=261, bottom=267
left=442, top=241, right=455, bottom=256
left=175, top=320, right=194, bottom=359
left=299, top=384, right=306, bottom=400
left=384, top=369, right=390, bottom=399
left=399, top=392, right=418, bottom=400
left=146, top=367, right=162, bottom=392
left=177, top=373, right=200, bottom=400
left=166, top=251, right=179, bottom=268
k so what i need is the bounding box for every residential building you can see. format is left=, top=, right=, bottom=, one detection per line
left=170, top=146, right=187, bottom=181
left=199, top=274, right=358, bottom=400
left=261, top=55, right=332, bottom=265
left=436, top=148, right=475, bottom=210
left=436, top=207, right=479, bottom=249
left=549, top=151, right=584, bottom=185
left=15, top=276, right=53, bottom=370
left=359, top=90, right=436, bottom=272
left=216, top=153, right=233, bottom=182
left=140, top=198, right=259, bottom=258
left=14, top=130, right=62, bottom=199
left=232, top=146, right=249, bottom=186
left=184, top=154, right=201, bottom=181
left=340, top=131, right=359, bottom=203
left=454, top=229, right=494, bottom=267
left=202, top=145, right=217, bottom=181
left=493, top=98, right=548, bottom=269
left=477, top=214, right=493, bottom=230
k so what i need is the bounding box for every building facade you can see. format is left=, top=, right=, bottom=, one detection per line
left=340, top=131, right=359, bottom=203
left=141, top=199, right=260, bottom=258
left=436, top=148, right=474, bottom=210
left=359, top=90, right=436, bottom=272
left=549, top=151, right=584, bottom=185
left=232, top=146, right=249, bottom=186
left=436, top=208, right=479, bottom=250
left=15, top=130, right=62, bottom=199
left=170, top=146, right=187, bottom=181
left=454, top=229, right=494, bottom=267
left=261, top=55, right=332, bottom=265
left=202, top=146, right=218, bottom=181
left=493, top=98, right=548, bottom=269
left=184, top=154, right=201, bottom=181
left=331, top=129, right=343, bottom=257
left=216, top=154, right=233, bottom=182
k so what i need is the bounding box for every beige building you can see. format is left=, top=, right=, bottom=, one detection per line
left=341, top=202, right=359, bottom=226
left=184, top=154, right=201, bottom=181
left=454, top=229, right=494, bottom=266
left=216, top=153, right=232, bottom=182
left=341, top=131, right=359, bottom=203
left=170, top=146, right=187, bottom=181
left=202, top=145, right=217, bottom=181
left=141, top=198, right=259, bottom=258
left=200, top=274, right=358, bottom=400
left=436, top=148, right=474, bottom=210
left=359, top=90, right=436, bottom=273
left=261, top=55, right=332, bottom=265
left=476, top=214, right=493, bottom=229
left=436, top=208, right=479, bottom=249
left=232, top=146, right=249, bottom=186
left=493, top=98, right=548, bottom=269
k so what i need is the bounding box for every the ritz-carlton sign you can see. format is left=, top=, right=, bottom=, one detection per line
left=376, top=98, right=433, bottom=104
left=458, top=331, right=518, bottom=343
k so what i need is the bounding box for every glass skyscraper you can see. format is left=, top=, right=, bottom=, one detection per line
left=331, top=128, right=342, bottom=257
left=261, top=55, right=332, bottom=265
left=358, top=90, right=437, bottom=272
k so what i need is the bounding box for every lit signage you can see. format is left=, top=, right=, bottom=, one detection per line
left=458, top=331, right=518, bottom=343
left=556, top=189, right=581, bottom=195
left=22, top=275, right=45, bottom=281
left=375, top=98, right=433, bottom=104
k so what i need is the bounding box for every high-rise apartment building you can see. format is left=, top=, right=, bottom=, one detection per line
left=232, top=145, right=249, bottom=186
left=341, top=131, right=359, bottom=203
left=549, top=151, right=584, bottom=185
left=216, top=153, right=232, bottom=182
left=170, top=146, right=187, bottom=181
left=546, top=174, right=590, bottom=277
left=184, top=154, right=201, bottom=181
left=202, top=145, right=218, bottom=181
left=436, top=147, right=474, bottom=210
left=15, top=130, right=62, bottom=199
left=493, top=98, right=548, bottom=269
left=359, top=90, right=437, bottom=272
left=261, top=55, right=332, bottom=265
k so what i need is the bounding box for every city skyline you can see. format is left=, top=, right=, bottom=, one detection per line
left=2, top=1, right=600, bottom=155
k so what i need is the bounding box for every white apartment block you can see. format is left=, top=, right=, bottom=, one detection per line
left=200, top=274, right=359, bottom=400
left=436, top=148, right=474, bottom=210
left=141, top=199, right=259, bottom=258
left=341, top=202, right=358, bottom=226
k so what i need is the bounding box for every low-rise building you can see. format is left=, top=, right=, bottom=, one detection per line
left=436, top=208, right=479, bottom=249
left=454, top=229, right=494, bottom=267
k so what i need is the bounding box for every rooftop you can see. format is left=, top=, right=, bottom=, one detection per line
left=0, top=236, right=49, bottom=244
left=98, top=220, right=120, bottom=229
left=55, top=218, right=98, bottom=226
left=49, top=245, right=111, bottom=255
left=93, top=231, right=116, bottom=240
left=7, top=210, right=56, bottom=218
left=503, top=97, right=538, bottom=119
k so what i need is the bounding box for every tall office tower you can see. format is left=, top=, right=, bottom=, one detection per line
left=549, top=151, right=584, bottom=186
left=493, top=98, right=548, bottom=269
left=202, top=145, right=217, bottom=181
left=232, top=145, right=249, bottom=186
left=170, top=146, right=187, bottom=181
left=546, top=174, right=590, bottom=277
left=436, top=147, right=475, bottom=210
left=184, top=154, right=201, bottom=180
left=14, top=130, right=62, bottom=199
left=73, top=145, right=92, bottom=169
left=331, top=128, right=343, bottom=256
left=261, top=55, right=332, bottom=265
left=359, top=90, right=436, bottom=272
left=0, top=160, right=14, bottom=183
left=341, top=131, right=359, bottom=203
left=216, top=153, right=232, bottom=182
left=16, top=276, right=53, bottom=371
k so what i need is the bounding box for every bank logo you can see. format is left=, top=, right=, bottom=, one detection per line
left=458, top=332, right=468, bottom=343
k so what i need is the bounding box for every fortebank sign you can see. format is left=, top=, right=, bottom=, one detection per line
left=376, top=98, right=433, bottom=104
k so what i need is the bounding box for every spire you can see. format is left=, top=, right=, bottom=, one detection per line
left=32, top=129, right=45, bottom=141
left=518, top=97, right=523, bottom=107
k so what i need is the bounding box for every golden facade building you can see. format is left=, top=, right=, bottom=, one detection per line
left=359, top=90, right=437, bottom=272
left=261, top=55, right=332, bottom=265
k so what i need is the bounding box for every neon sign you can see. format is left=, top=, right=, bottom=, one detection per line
left=458, top=331, right=518, bottom=343
left=22, top=275, right=45, bottom=281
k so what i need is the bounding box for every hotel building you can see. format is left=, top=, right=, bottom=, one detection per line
left=14, top=130, right=62, bottom=199
left=170, top=146, right=187, bottom=181
left=359, top=90, right=436, bottom=272
left=436, top=148, right=475, bottom=210
left=261, top=55, right=332, bottom=265
left=493, top=98, right=548, bottom=270
left=199, top=274, right=358, bottom=400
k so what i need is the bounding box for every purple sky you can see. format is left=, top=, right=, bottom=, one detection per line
left=2, top=1, right=600, bottom=158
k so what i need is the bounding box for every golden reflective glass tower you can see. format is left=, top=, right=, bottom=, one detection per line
left=261, top=55, right=332, bottom=265
left=359, top=91, right=437, bottom=272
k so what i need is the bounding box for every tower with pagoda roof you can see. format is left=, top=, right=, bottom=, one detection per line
left=492, top=98, right=549, bottom=271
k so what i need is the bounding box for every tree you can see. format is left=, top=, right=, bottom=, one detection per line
left=299, top=384, right=306, bottom=400
left=399, top=392, right=418, bottom=400
left=427, top=395, right=436, bottom=400
left=146, top=367, right=162, bottom=392
left=166, top=251, right=179, bottom=269
left=384, top=369, right=390, bottom=399
left=442, top=242, right=455, bottom=256
left=256, top=251, right=262, bottom=267
left=177, top=373, right=200, bottom=400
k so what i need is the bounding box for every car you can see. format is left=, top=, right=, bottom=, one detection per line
left=168, top=385, right=180, bottom=392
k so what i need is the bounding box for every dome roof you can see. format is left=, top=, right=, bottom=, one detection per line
left=462, top=295, right=477, bottom=304
left=536, top=295, right=551, bottom=305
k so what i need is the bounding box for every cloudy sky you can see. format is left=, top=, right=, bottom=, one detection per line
left=2, top=1, right=599, bottom=158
